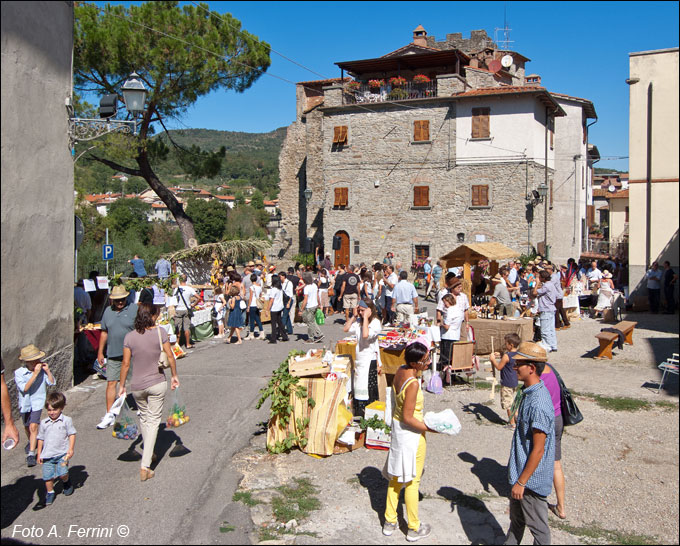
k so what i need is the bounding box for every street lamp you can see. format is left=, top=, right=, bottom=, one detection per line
left=536, top=183, right=549, bottom=200
left=67, top=71, right=148, bottom=155
left=303, top=187, right=313, bottom=202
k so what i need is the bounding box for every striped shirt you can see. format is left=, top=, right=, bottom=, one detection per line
left=507, top=380, right=555, bottom=497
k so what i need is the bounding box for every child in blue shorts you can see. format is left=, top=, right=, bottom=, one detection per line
left=37, top=392, right=77, bottom=506
left=14, top=344, right=56, bottom=467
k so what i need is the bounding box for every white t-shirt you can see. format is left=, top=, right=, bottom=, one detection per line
left=385, top=272, right=399, bottom=297
left=266, top=287, right=284, bottom=312
left=249, top=284, right=262, bottom=308
left=303, top=283, right=319, bottom=308
left=174, top=285, right=197, bottom=311
left=442, top=305, right=465, bottom=341
left=349, top=318, right=382, bottom=365
left=282, top=279, right=294, bottom=299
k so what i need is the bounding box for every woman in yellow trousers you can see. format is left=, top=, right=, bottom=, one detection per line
left=382, top=337, right=439, bottom=542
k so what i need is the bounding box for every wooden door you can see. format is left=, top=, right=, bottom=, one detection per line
left=334, top=231, right=350, bottom=267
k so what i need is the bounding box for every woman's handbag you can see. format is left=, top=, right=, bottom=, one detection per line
left=551, top=365, right=583, bottom=426
left=157, top=327, right=170, bottom=371
left=239, top=298, right=247, bottom=310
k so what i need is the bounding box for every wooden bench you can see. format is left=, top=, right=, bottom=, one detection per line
left=613, top=320, right=637, bottom=345
left=595, top=331, right=619, bottom=359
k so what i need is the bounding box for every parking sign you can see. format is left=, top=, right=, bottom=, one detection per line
left=103, top=244, right=114, bottom=261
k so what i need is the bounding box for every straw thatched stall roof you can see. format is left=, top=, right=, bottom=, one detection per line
left=439, top=242, right=520, bottom=267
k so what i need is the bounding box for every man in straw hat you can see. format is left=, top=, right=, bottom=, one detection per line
left=96, top=285, right=138, bottom=428
left=504, top=342, right=555, bottom=545
left=14, top=344, right=55, bottom=466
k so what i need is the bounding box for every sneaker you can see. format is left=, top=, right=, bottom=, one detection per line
left=62, top=482, right=74, bottom=496
left=382, top=521, right=398, bottom=536
left=96, top=412, right=115, bottom=429
left=45, top=491, right=56, bottom=505
left=406, top=523, right=432, bottom=542
left=314, top=334, right=325, bottom=343
left=27, top=454, right=37, bottom=468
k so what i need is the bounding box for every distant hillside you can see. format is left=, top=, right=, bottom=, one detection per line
left=74, top=127, right=287, bottom=199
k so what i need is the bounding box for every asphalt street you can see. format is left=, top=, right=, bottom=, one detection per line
left=0, top=309, right=366, bottom=545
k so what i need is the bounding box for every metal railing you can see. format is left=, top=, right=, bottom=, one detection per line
left=343, top=81, right=438, bottom=105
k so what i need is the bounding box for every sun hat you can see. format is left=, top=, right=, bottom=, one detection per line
left=449, top=277, right=462, bottom=289
left=513, top=342, right=548, bottom=362
left=527, top=260, right=535, bottom=265
left=226, top=265, right=234, bottom=272
left=603, top=270, right=612, bottom=279
left=269, top=265, right=276, bottom=271
left=19, top=344, right=46, bottom=362
left=109, top=285, right=129, bottom=299
left=406, top=335, right=430, bottom=349
left=246, top=261, right=255, bottom=267
left=357, top=299, right=368, bottom=309
left=492, top=273, right=503, bottom=282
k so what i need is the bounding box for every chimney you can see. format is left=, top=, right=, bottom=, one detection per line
left=413, top=25, right=427, bottom=47
left=525, top=74, right=542, bottom=86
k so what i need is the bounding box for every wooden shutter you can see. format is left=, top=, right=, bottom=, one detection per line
left=334, top=188, right=342, bottom=206
left=414, top=186, right=429, bottom=207
left=333, top=126, right=348, bottom=144
left=472, top=108, right=490, bottom=138
left=414, top=120, right=429, bottom=141
left=549, top=179, right=554, bottom=209
left=471, top=184, right=488, bottom=206
left=340, top=187, right=348, bottom=206
left=587, top=204, right=594, bottom=226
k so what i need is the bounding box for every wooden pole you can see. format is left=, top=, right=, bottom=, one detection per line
left=463, top=248, right=472, bottom=303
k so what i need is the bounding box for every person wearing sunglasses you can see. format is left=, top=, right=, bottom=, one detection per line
left=504, top=342, right=555, bottom=545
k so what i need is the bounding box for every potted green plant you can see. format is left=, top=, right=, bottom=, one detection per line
left=388, top=88, right=409, bottom=100
left=346, top=81, right=361, bottom=92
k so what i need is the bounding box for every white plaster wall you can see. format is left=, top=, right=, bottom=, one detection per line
left=1, top=1, right=74, bottom=385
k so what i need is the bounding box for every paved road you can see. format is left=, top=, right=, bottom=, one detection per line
left=0, top=311, right=366, bottom=545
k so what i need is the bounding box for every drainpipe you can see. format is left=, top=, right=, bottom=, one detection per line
left=645, top=83, right=653, bottom=269
left=544, top=107, right=549, bottom=258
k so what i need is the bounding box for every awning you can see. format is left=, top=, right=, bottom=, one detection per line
left=336, top=49, right=469, bottom=77
left=440, top=242, right=521, bottom=267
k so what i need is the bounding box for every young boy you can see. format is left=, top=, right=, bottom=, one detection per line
left=14, top=344, right=56, bottom=467
left=489, top=333, right=521, bottom=428
left=37, top=392, right=76, bottom=505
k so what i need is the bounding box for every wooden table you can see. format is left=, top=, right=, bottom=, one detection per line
left=469, top=317, right=533, bottom=355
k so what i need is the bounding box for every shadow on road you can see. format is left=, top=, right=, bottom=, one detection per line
left=357, top=466, right=388, bottom=524
left=437, top=485, right=505, bottom=545
left=460, top=402, right=506, bottom=426
left=457, top=452, right=511, bottom=497
left=1, top=466, right=89, bottom=527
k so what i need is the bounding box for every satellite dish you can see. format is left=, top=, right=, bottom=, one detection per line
left=501, top=54, right=514, bottom=68
left=608, top=185, right=616, bottom=193
left=488, top=59, right=502, bottom=73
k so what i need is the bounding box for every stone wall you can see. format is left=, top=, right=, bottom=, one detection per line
left=426, top=30, right=496, bottom=54
left=1, top=1, right=74, bottom=390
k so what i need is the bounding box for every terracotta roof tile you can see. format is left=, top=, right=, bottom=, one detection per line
left=215, top=195, right=235, bottom=200
left=608, top=189, right=629, bottom=199
left=296, top=77, right=350, bottom=86
left=456, top=85, right=546, bottom=97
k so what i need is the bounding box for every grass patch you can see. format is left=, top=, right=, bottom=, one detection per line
left=573, top=392, right=650, bottom=412
left=654, top=400, right=678, bottom=410
left=271, top=477, right=321, bottom=522
left=346, top=476, right=360, bottom=485
left=219, top=522, right=235, bottom=533
left=258, top=527, right=279, bottom=542
left=553, top=520, right=659, bottom=545
left=470, top=491, right=496, bottom=500
left=473, top=381, right=493, bottom=390
left=232, top=490, right=261, bottom=506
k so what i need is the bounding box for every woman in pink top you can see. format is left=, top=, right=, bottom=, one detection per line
left=540, top=363, right=567, bottom=520
left=120, top=302, right=179, bottom=481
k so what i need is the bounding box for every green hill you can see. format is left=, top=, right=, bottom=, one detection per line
left=74, top=127, right=287, bottom=199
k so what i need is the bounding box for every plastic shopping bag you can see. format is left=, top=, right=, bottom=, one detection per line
left=315, top=308, right=325, bottom=325
left=112, top=400, right=140, bottom=440
left=166, top=387, right=190, bottom=428
left=426, top=371, right=443, bottom=394
left=424, top=408, right=462, bottom=435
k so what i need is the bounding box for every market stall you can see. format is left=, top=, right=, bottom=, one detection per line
left=439, top=242, right=520, bottom=304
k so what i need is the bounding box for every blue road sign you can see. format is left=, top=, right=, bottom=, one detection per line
left=103, top=244, right=114, bottom=261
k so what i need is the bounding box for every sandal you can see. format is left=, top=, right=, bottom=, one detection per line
left=548, top=504, right=566, bottom=519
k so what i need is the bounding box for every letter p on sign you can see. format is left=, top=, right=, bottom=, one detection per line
left=102, top=244, right=114, bottom=261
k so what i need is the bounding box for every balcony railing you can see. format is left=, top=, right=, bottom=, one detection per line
left=342, top=82, right=438, bottom=105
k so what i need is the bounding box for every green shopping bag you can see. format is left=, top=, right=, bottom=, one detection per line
left=315, top=308, right=325, bottom=325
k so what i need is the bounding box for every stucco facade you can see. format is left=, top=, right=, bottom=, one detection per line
left=1, top=2, right=75, bottom=387
left=627, top=48, right=679, bottom=300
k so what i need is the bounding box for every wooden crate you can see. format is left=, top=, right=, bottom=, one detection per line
left=289, top=356, right=330, bottom=377
left=334, top=431, right=365, bottom=454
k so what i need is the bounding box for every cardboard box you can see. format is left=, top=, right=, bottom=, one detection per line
left=289, top=356, right=330, bottom=377
left=364, top=400, right=391, bottom=450
left=333, top=431, right=365, bottom=454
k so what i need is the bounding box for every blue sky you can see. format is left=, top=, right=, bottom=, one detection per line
left=100, top=1, right=679, bottom=172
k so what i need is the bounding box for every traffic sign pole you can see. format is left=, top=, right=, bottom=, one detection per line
left=106, top=229, right=109, bottom=276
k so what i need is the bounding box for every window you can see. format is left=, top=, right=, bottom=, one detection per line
left=414, top=245, right=429, bottom=263
left=413, top=186, right=429, bottom=207
left=333, top=125, right=348, bottom=145
left=471, top=184, right=489, bottom=207
left=549, top=116, right=555, bottom=150
left=413, top=120, right=430, bottom=142
left=354, top=240, right=360, bottom=254
left=471, top=107, right=490, bottom=139
left=333, top=187, right=349, bottom=208
left=625, top=206, right=629, bottom=223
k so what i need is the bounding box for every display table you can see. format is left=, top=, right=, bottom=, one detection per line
left=189, top=308, right=214, bottom=341
left=334, top=341, right=407, bottom=375
left=267, top=376, right=348, bottom=457
left=469, top=317, right=533, bottom=354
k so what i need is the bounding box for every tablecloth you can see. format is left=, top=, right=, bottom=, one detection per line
left=190, top=308, right=212, bottom=327
left=469, top=318, right=533, bottom=354
left=335, top=341, right=408, bottom=375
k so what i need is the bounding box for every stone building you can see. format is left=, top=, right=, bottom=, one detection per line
left=277, top=27, right=597, bottom=267
left=1, top=2, right=75, bottom=388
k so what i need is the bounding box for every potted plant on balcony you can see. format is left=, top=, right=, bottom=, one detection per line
left=389, top=76, right=407, bottom=87
left=346, top=80, right=361, bottom=92
left=412, top=74, right=431, bottom=84
left=388, top=88, right=409, bottom=100
left=368, top=79, right=385, bottom=90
